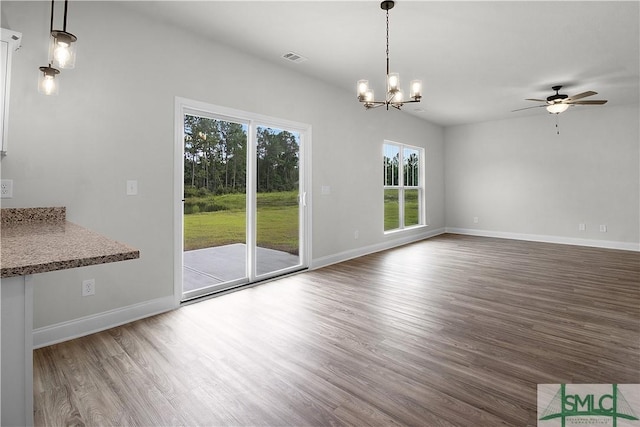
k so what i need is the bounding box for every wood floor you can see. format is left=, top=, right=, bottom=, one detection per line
left=33, top=234, right=640, bottom=426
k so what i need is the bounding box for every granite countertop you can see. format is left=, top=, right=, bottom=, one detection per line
left=1, top=207, right=140, bottom=278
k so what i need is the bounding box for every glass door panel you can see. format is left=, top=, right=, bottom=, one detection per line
left=255, top=126, right=301, bottom=277
left=183, top=114, right=248, bottom=299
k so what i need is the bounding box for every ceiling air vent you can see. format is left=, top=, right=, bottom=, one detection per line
left=282, top=52, right=307, bottom=64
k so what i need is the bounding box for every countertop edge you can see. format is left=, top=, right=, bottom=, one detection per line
left=1, top=250, right=140, bottom=278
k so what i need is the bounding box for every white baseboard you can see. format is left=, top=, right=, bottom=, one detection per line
left=445, top=227, right=640, bottom=252
left=311, top=226, right=446, bottom=270
left=33, top=295, right=176, bottom=349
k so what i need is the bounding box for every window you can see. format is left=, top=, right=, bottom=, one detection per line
left=383, top=141, right=424, bottom=232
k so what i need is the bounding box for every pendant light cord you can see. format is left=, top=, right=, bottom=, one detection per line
left=49, top=0, right=70, bottom=33
left=63, top=0, right=68, bottom=32
left=49, top=0, right=54, bottom=33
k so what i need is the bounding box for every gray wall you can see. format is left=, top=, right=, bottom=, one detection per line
left=1, top=1, right=445, bottom=330
left=445, top=104, right=639, bottom=248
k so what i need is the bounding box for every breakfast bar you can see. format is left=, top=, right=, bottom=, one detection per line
left=1, top=207, right=139, bottom=426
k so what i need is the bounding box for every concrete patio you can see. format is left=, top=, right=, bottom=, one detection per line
left=183, top=243, right=299, bottom=293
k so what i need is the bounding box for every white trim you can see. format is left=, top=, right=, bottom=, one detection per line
left=24, top=276, right=33, bottom=426
left=32, top=295, right=175, bottom=349
left=311, top=227, right=445, bottom=270
left=445, top=227, right=640, bottom=252
left=1, top=28, right=22, bottom=155
left=173, top=98, right=185, bottom=307
left=383, top=140, right=426, bottom=232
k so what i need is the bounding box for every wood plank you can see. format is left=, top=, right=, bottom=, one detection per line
left=34, top=234, right=640, bottom=426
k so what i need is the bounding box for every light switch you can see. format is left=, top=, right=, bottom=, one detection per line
left=126, top=180, right=138, bottom=196
left=321, top=185, right=330, bottom=195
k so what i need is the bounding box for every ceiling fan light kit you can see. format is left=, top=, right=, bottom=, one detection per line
left=515, top=85, right=608, bottom=115
left=546, top=103, right=570, bottom=114
left=357, top=1, right=422, bottom=111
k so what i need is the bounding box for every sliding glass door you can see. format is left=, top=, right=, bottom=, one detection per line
left=177, top=100, right=309, bottom=301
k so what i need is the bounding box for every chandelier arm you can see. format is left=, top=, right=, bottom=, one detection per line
left=367, top=103, right=385, bottom=110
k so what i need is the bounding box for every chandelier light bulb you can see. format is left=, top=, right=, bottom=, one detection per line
left=365, top=89, right=375, bottom=103
left=357, top=80, right=369, bottom=99
left=387, top=73, right=400, bottom=91
left=410, top=80, right=422, bottom=99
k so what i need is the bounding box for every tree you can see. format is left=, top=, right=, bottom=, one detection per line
left=184, top=117, right=299, bottom=195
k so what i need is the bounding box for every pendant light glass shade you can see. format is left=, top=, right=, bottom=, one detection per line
left=387, top=73, right=400, bottom=92
left=50, top=30, right=77, bottom=69
left=410, top=80, right=422, bottom=99
left=38, top=65, right=60, bottom=95
left=357, top=80, right=369, bottom=99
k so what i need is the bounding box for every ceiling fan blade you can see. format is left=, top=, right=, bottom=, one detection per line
left=566, top=100, right=608, bottom=105
left=512, top=104, right=546, bottom=112
left=525, top=98, right=547, bottom=102
left=566, top=91, right=597, bottom=101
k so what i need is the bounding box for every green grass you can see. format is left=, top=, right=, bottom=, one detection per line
left=184, top=191, right=298, bottom=252
left=384, top=189, right=419, bottom=231
left=185, top=189, right=418, bottom=251
left=184, top=210, right=247, bottom=251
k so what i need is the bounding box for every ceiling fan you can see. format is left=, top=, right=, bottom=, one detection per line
left=513, top=85, right=608, bottom=114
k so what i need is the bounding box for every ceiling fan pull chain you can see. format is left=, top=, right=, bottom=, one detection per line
left=556, top=114, right=560, bottom=135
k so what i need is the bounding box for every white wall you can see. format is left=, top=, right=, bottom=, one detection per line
left=445, top=104, right=640, bottom=249
left=0, top=1, right=445, bottom=332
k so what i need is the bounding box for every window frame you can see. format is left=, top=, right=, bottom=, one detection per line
left=383, top=140, right=425, bottom=233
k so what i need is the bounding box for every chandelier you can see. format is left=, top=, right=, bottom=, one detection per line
left=357, top=1, right=422, bottom=110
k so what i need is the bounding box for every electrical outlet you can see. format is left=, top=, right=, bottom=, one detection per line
left=1, top=179, right=13, bottom=198
left=82, top=279, right=95, bottom=296
left=126, top=180, right=138, bottom=196
left=473, top=216, right=479, bottom=224
left=599, top=224, right=607, bottom=233
left=354, top=230, right=359, bottom=240
left=579, top=223, right=586, bottom=231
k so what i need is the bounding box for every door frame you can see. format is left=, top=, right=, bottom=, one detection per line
left=173, top=97, right=312, bottom=306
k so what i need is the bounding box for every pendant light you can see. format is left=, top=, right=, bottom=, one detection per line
left=50, top=0, right=77, bottom=69
left=38, top=64, right=60, bottom=95
left=37, top=0, right=77, bottom=95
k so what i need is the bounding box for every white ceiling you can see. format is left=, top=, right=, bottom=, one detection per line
left=123, top=1, right=640, bottom=127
